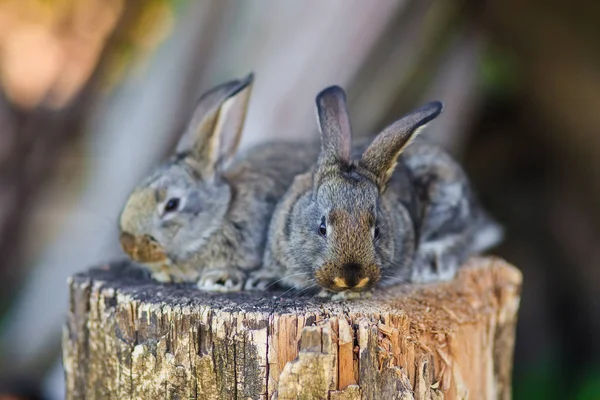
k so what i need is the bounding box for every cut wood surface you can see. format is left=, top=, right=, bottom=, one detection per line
left=63, top=257, right=522, bottom=400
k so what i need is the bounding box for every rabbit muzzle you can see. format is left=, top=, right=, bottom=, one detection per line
left=119, top=232, right=169, bottom=264
left=313, top=208, right=382, bottom=292
left=315, top=261, right=380, bottom=293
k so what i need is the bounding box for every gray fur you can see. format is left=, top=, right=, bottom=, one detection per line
left=118, top=75, right=319, bottom=291
left=259, top=85, right=503, bottom=293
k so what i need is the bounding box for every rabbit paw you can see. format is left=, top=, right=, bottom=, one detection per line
left=146, top=261, right=176, bottom=283
left=145, top=260, right=197, bottom=283
left=322, top=290, right=373, bottom=301
left=197, top=268, right=245, bottom=292
left=412, top=240, right=461, bottom=283
left=244, top=269, right=285, bottom=291
left=150, top=270, right=173, bottom=283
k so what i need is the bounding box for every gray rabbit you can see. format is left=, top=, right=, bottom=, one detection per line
left=255, top=85, right=502, bottom=295
left=118, top=74, right=319, bottom=292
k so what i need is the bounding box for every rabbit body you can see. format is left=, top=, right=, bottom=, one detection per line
left=259, top=86, right=502, bottom=294
left=119, top=75, right=319, bottom=291
left=400, top=141, right=502, bottom=283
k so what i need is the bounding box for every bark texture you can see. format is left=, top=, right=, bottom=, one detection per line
left=63, top=256, right=521, bottom=400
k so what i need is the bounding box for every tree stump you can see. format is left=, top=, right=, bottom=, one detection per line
left=62, top=257, right=521, bottom=400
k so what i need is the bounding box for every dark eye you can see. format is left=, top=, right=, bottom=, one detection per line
left=318, top=216, right=327, bottom=237
left=374, top=225, right=380, bottom=240
left=164, top=198, right=180, bottom=213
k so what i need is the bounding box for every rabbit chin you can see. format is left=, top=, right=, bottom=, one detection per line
left=314, top=263, right=380, bottom=293
left=120, top=231, right=169, bottom=264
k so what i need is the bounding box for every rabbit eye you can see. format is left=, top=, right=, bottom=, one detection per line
left=374, top=225, right=380, bottom=240
left=318, top=216, right=327, bottom=237
left=146, top=235, right=158, bottom=243
left=164, top=198, right=180, bottom=213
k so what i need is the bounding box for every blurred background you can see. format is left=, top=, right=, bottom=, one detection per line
left=0, top=0, right=598, bottom=398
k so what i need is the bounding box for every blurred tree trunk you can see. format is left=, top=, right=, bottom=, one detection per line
left=0, top=0, right=148, bottom=311
left=465, top=0, right=600, bottom=393
left=0, top=0, right=177, bottom=377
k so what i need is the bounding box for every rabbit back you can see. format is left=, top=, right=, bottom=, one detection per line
left=400, top=139, right=503, bottom=282
left=183, top=140, right=320, bottom=273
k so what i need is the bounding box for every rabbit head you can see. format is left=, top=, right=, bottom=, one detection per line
left=288, top=86, right=442, bottom=293
left=118, top=74, right=253, bottom=269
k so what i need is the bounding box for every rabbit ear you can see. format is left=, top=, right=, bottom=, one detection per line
left=176, top=73, right=254, bottom=176
left=315, top=86, right=352, bottom=167
left=360, top=101, right=443, bottom=189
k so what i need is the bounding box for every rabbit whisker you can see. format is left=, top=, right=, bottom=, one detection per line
left=379, top=275, right=409, bottom=284
left=289, top=282, right=319, bottom=300
left=260, top=272, right=310, bottom=292
left=280, top=285, right=300, bottom=298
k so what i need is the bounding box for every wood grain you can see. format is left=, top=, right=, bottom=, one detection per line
left=63, top=257, right=521, bottom=399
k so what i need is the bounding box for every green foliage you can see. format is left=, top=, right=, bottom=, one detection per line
left=479, top=44, right=521, bottom=100
left=513, top=357, right=564, bottom=400
left=513, top=354, right=600, bottom=399
left=575, top=367, right=600, bottom=400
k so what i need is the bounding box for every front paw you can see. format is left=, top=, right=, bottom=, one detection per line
left=244, top=270, right=281, bottom=291
left=145, top=261, right=175, bottom=283
left=197, top=268, right=245, bottom=293
left=151, top=270, right=173, bottom=283
left=412, top=246, right=460, bottom=283
left=147, top=261, right=198, bottom=284
left=325, top=290, right=373, bottom=301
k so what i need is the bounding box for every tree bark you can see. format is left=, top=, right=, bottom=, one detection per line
left=63, top=257, right=521, bottom=400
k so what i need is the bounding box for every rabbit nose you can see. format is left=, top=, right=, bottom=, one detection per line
left=119, top=232, right=136, bottom=257
left=342, top=263, right=361, bottom=287
left=337, top=263, right=370, bottom=289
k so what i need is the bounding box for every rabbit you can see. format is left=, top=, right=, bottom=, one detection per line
left=256, top=85, right=503, bottom=296
left=118, top=74, right=319, bottom=292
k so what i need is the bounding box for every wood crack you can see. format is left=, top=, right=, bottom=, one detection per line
left=63, top=257, right=521, bottom=400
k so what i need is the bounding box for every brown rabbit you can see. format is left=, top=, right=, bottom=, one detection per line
left=119, top=74, right=319, bottom=291
left=255, top=85, right=502, bottom=296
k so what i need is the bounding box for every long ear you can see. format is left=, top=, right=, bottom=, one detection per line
left=176, top=73, right=253, bottom=176
left=359, top=101, right=443, bottom=189
left=315, top=86, right=352, bottom=168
